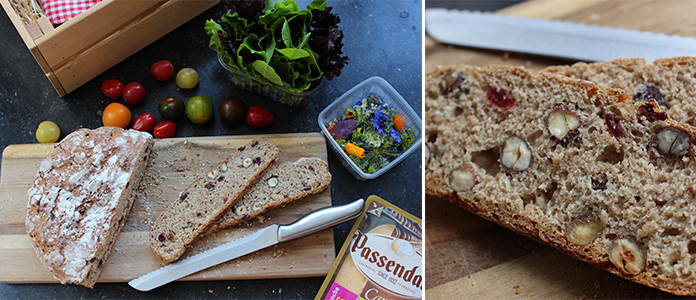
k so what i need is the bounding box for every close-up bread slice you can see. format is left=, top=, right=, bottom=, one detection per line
left=425, top=64, right=696, bottom=295
left=543, top=56, right=696, bottom=125
left=26, top=126, right=154, bottom=288
left=206, top=157, right=332, bottom=234
left=149, top=138, right=280, bottom=263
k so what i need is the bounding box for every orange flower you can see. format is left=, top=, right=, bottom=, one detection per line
left=393, top=114, right=404, bottom=131
left=344, top=143, right=365, bottom=158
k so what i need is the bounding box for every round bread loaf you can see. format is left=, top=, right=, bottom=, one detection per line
left=425, top=64, right=696, bottom=295
left=26, top=126, right=154, bottom=288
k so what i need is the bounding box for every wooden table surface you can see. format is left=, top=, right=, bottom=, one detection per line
left=425, top=0, right=696, bottom=298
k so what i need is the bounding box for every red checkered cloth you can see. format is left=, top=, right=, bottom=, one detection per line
left=43, top=0, right=101, bottom=25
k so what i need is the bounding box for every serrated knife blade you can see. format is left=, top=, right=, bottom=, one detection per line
left=425, top=9, right=696, bottom=63
left=128, top=199, right=365, bottom=292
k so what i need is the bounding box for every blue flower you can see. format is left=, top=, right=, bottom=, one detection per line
left=372, top=105, right=392, bottom=136
left=390, top=128, right=402, bottom=143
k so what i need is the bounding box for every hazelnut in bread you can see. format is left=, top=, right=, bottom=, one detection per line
left=425, top=65, right=696, bottom=295
left=26, top=126, right=154, bottom=288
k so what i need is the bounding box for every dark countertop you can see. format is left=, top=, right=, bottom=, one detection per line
left=0, top=1, right=422, bottom=299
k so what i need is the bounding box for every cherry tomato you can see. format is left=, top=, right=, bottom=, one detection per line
left=153, top=121, right=176, bottom=138
left=101, top=79, right=124, bottom=99
left=103, top=102, right=131, bottom=128
left=150, top=60, right=174, bottom=81
left=123, top=82, right=146, bottom=105
left=176, top=68, right=199, bottom=89
left=158, top=97, right=185, bottom=121
left=246, top=105, right=273, bottom=127
left=36, top=121, right=60, bottom=143
left=132, top=113, right=157, bottom=132
left=219, top=96, right=247, bottom=125
left=185, top=95, right=214, bottom=124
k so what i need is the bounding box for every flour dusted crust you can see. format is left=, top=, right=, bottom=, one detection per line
left=26, top=126, right=154, bottom=288
left=150, top=138, right=281, bottom=262
left=543, top=57, right=696, bottom=125
left=206, top=157, right=331, bottom=234
left=425, top=65, right=696, bottom=295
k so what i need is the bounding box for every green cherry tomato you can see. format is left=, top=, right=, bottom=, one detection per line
left=36, top=121, right=60, bottom=143
left=219, top=96, right=247, bottom=125
left=158, top=97, right=185, bottom=121
left=185, top=95, right=214, bottom=124
left=176, top=68, right=199, bottom=89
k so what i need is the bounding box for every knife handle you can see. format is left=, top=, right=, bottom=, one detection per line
left=278, top=199, right=365, bottom=243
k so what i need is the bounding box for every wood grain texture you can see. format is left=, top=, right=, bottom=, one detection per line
left=425, top=0, right=696, bottom=298
left=0, top=132, right=336, bottom=284
left=49, top=0, right=218, bottom=95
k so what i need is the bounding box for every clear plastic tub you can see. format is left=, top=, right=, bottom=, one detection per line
left=218, top=55, right=321, bottom=107
left=318, top=76, right=422, bottom=180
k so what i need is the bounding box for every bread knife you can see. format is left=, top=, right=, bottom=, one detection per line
left=426, top=9, right=696, bottom=63
left=128, top=199, right=365, bottom=291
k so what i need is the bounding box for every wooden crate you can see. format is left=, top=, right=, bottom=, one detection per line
left=0, top=0, right=219, bottom=96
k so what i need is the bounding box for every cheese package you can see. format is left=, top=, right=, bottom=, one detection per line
left=316, top=195, right=423, bottom=300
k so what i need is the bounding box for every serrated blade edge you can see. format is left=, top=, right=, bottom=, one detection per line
left=425, top=9, right=696, bottom=63
left=128, top=225, right=279, bottom=292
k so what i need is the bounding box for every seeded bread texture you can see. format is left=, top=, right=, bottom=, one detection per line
left=26, top=126, right=154, bottom=288
left=543, top=57, right=696, bottom=125
left=149, top=138, right=280, bottom=262
left=425, top=64, right=696, bottom=296
left=206, top=157, right=332, bottom=234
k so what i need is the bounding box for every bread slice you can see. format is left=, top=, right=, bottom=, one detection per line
left=205, top=157, right=331, bottom=234
left=543, top=57, right=696, bottom=126
left=425, top=64, right=696, bottom=295
left=150, top=138, right=281, bottom=262
left=26, top=126, right=154, bottom=288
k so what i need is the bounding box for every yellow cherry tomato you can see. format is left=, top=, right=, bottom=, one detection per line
left=176, top=68, right=199, bottom=89
left=103, top=102, right=131, bottom=128
left=36, top=121, right=60, bottom=143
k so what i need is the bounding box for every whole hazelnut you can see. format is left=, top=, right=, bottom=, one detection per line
left=501, top=136, right=532, bottom=171
left=546, top=106, right=581, bottom=141
left=650, top=127, right=691, bottom=159
left=566, top=216, right=603, bottom=245
left=609, top=236, right=646, bottom=276
left=449, top=165, right=476, bottom=192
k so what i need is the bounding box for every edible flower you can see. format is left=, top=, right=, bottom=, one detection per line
left=344, top=108, right=356, bottom=119
left=393, top=114, right=404, bottom=131
left=345, top=143, right=365, bottom=158
left=327, top=94, right=416, bottom=174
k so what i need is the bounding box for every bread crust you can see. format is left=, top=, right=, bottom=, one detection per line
left=425, top=64, right=696, bottom=296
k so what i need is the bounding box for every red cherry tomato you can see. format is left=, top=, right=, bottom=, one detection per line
left=151, top=60, right=174, bottom=81
left=246, top=105, right=273, bottom=127
left=132, top=113, right=157, bottom=132
left=101, top=79, right=124, bottom=99
left=153, top=120, right=176, bottom=138
left=123, top=82, right=146, bottom=105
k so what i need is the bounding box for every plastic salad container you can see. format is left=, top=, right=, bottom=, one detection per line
left=318, top=76, right=422, bottom=180
left=218, top=55, right=322, bottom=107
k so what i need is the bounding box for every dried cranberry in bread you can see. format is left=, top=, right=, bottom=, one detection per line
left=543, top=57, right=696, bottom=125
left=425, top=65, right=696, bottom=295
left=206, top=157, right=331, bottom=234
left=26, top=126, right=154, bottom=288
left=150, top=138, right=280, bottom=262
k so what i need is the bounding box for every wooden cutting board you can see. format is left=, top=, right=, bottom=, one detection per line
left=425, top=0, right=696, bottom=298
left=0, top=132, right=336, bottom=284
